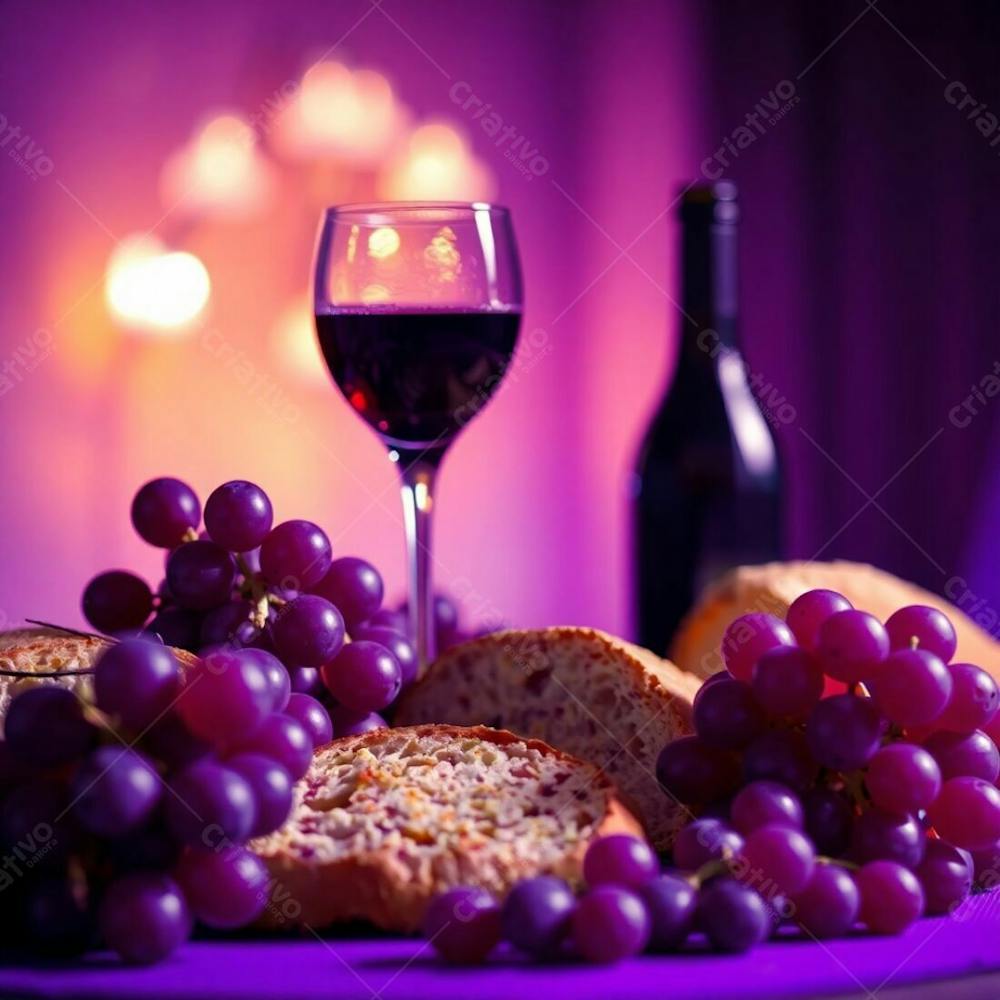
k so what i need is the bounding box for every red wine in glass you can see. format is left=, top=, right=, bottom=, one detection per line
left=316, top=306, right=521, bottom=456
left=313, top=203, right=523, bottom=667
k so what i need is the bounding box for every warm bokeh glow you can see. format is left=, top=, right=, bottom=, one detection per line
left=376, top=122, right=495, bottom=201
left=161, top=113, right=273, bottom=217
left=105, top=236, right=211, bottom=332
left=275, top=62, right=406, bottom=165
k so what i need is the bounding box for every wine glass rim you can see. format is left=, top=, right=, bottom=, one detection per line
left=324, top=201, right=510, bottom=220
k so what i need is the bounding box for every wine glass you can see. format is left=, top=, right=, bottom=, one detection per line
left=314, top=203, right=523, bottom=667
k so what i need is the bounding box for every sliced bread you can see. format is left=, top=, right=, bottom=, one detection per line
left=671, top=560, right=1000, bottom=680
left=250, top=723, right=642, bottom=932
left=394, top=627, right=699, bottom=850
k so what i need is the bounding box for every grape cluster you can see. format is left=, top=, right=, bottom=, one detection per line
left=0, top=636, right=324, bottom=963
left=81, top=476, right=429, bottom=732
left=656, top=590, right=1000, bottom=944
left=423, top=835, right=659, bottom=965
left=424, top=833, right=783, bottom=964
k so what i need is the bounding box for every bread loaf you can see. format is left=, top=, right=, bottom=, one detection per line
left=395, top=627, right=699, bottom=850
left=251, top=723, right=642, bottom=932
left=671, top=561, right=1000, bottom=680
left=0, top=626, right=199, bottom=719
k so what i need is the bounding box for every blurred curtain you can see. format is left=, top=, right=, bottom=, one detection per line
left=700, top=0, right=1000, bottom=619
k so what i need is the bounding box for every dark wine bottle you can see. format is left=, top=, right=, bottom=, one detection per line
left=633, top=181, right=782, bottom=654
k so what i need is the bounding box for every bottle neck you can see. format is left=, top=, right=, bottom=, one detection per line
left=679, top=208, right=740, bottom=356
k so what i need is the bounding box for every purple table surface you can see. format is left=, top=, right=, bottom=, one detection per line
left=4, top=896, right=1000, bottom=1000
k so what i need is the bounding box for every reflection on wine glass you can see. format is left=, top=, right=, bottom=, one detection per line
left=314, top=203, right=523, bottom=666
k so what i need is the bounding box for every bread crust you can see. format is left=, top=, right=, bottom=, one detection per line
left=671, top=561, right=1000, bottom=680
left=253, top=724, right=643, bottom=933
left=395, top=627, right=698, bottom=850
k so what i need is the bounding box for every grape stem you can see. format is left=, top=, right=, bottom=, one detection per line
left=817, top=855, right=860, bottom=871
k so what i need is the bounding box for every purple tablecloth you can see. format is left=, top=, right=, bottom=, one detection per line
left=4, top=897, right=1000, bottom=1000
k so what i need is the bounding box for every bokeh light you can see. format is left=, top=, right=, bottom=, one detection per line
left=376, top=122, right=495, bottom=201
left=160, top=113, right=273, bottom=217
left=274, top=62, right=407, bottom=165
left=105, top=235, right=211, bottom=332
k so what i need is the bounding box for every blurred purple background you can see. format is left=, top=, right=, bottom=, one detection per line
left=0, top=0, right=997, bottom=641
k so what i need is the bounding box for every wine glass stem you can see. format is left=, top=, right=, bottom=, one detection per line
left=399, top=459, right=438, bottom=670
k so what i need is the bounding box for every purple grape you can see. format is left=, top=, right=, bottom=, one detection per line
left=166, top=541, right=236, bottom=611
left=311, top=557, right=384, bottom=629
left=260, top=520, right=332, bottom=590
left=166, top=760, right=255, bottom=846
left=970, top=838, right=1000, bottom=889
left=131, top=478, right=201, bottom=548
left=142, top=711, right=210, bottom=769
left=271, top=595, right=345, bottom=668
left=99, top=873, right=191, bottom=964
left=751, top=646, right=824, bottom=722
left=199, top=600, right=256, bottom=648
left=806, top=693, right=886, bottom=771
left=571, top=885, right=650, bottom=963
left=500, top=875, right=576, bottom=958
left=639, top=874, right=696, bottom=951
left=656, top=735, right=740, bottom=805
left=424, top=886, right=501, bottom=964
left=743, top=729, right=818, bottom=790
left=330, top=706, right=387, bottom=736
left=928, top=777, right=1000, bottom=850
left=850, top=809, right=925, bottom=869
left=866, top=743, right=941, bottom=814
left=4, top=686, right=96, bottom=766
left=365, top=607, right=408, bottom=633
left=176, top=649, right=272, bottom=747
left=740, top=824, right=815, bottom=895
left=583, top=834, right=658, bottom=888
left=94, top=638, right=182, bottom=732
left=147, top=607, right=202, bottom=651
left=233, top=713, right=312, bottom=780
left=816, top=610, right=890, bottom=684
left=790, top=863, right=859, bottom=938
left=175, top=845, right=268, bottom=928
left=731, top=781, right=803, bottom=834
left=916, top=840, right=972, bottom=915
left=288, top=665, right=321, bottom=695
left=673, top=818, right=744, bottom=870
left=71, top=747, right=161, bottom=836
left=938, top=663, right=1000, bottom=734
left=803, top=788, right=854, bottom=856
left=321, top=641, right=402, bottom=713
left=82, top=570, right=153, bottom=635
left=885, top=605, right=957, bottom=662
left=856, top=860, right=924, bottom=934
left=870, top=649, right=953, bottom=728
left=721, top=613, right=796, bottom=682
left=284, top=693, right=333, bottom=747
left=238, top=648, right=291, bottom=713
left=226, top=752, right=293, bottom=837
left=349, top=625, right=419, bottom=687
left=786, top=589, right=853, bottom=650
left=697, top=878, right=770, bottom=953
left=204, top=481, right=273, bottom=553
left=692, top=678, right=765, bottom=750
left=923, top=729, right=1000, bottom=782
